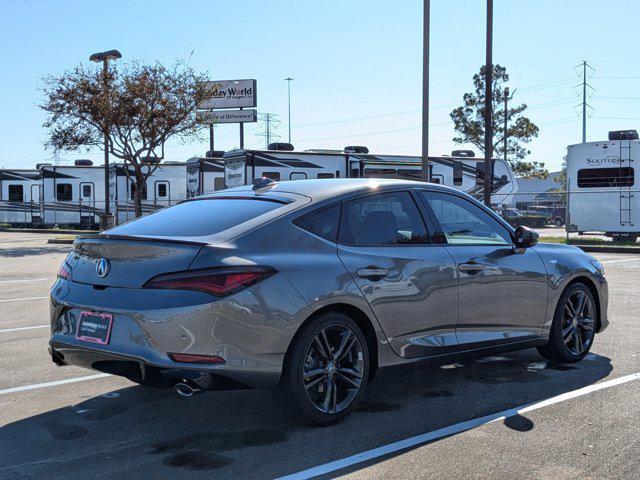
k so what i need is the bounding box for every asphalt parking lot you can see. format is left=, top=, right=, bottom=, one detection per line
left=1, top=230, right=639, bottom=480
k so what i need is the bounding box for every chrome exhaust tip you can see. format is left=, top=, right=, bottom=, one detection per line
left=174, top=382, right=202, bottom=398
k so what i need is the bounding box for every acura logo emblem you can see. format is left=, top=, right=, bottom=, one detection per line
left=96, top=258, right=110, bottom=278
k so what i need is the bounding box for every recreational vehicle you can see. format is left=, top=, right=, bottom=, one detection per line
left=221, top=146, right=518, bottom=206
left=186, top=156, right=225, bottom=198
left=0, top=168, right=42, bottom=226
left=110, top=162, right=187, bottom=224
left=566, top=129, right=640, bottom=241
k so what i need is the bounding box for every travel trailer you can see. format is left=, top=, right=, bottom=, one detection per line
left=566, top=129, right=640, bottom=241
left=221, top=146, right=518, bottom=206
left=109, top=162, right=187, bottom=224
left=0, top=168, right=42, bottom=226
left=186, top=156, right=225, bottom=198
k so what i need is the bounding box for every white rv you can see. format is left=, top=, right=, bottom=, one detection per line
left=221, top=147, right=518, bottom=206
left=566, top=130, right=639, bottom=241
left=186, top=156, right=225, bottom=198
left=0, top=168, right=42, bottom=226
left=110, top=162, right=187, bottom=224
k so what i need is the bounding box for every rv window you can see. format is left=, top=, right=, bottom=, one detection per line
left=364, top=168, right=396, bottom=178
left=261, top=172, right=280, bottom=181
left=82, top=185, right=92, bottom=198
left=290, top=172, right=307, bottom=180
left=350, top=168, right=360, bottom=178
left=317, top=173, right=334, bottom=179
left=157, top=183, right=168, bottom=198
left=577, top=167, right=634, bottom=188
left=294, top=203, right=341, bottom=242
left=8, top=184, right=23, bottom=202
left=108, top=198, right=284, bottom=237
left=214, top=177, right=225, bottom=191
left=56, top=183, right=72, bottom=201
left=475, top=162, right=485, bottom=185
left=131, top=182, right=147, bottom=200
left=396, top=169, right=421, bottom=180
left=453, top=161, right=463, bottom=186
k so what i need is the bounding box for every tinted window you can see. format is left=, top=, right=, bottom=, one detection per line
left=577, top=167, right=634, bottom=188
left=294, top=203, right=341, bottom=242
left=340, top=191, right=429, bottom=246
left=317, top=172, right=334, bottom=179
left=8, top=184, right=23, bottom=202
left=157, top=183, right=168, bottom=197
left=109, top=198, right=283, bottom=237
left=262, top=172, right=280, bottom=181
left=56, top=183, right=72, bottom=201
left=290, top=172, right=307, bottom=180
left=131, top=182, right=147, bottom=200
left=82, top=185, right=92, bottom=198
left=421, top=191, right=511, bottom=245
left=453, top=161, right=463, bottom=186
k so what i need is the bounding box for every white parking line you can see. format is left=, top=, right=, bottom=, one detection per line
left=0, top=325, right=48, bottom=333
left=277, top=372, right=640, bottom=480
left=0, top=374, right=111, bottom=396
left=0, top=296, right=48, bottom=303
left=0, top=278, right=49, bottom=284
left=601, top=257, right=640, bottom=264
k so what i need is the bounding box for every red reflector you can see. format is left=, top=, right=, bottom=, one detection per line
left=168, top=353, right=226, bottom=364
left=144, top=268, right=275, bottom=297
left=57, top=264, right=71, bottom=280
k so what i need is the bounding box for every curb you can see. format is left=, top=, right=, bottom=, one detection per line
left=572, top=245, right=640, bottom=254
left=46, top=239, right=75, bottom=245
left=0, top=228, right=98, bottom=235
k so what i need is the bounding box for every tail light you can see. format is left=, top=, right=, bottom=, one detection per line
left=143, top=267, right=276, bottom=297
left=57, top=263, right=72, bottom=280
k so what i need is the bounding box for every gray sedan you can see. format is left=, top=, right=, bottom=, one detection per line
left=49, top=179, right=608, bottom=424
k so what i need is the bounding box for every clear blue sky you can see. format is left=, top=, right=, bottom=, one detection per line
left=1, top=0, right=639, bottom=172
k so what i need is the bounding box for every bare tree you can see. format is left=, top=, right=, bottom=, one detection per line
left=41, top=61, right=212, bottom=217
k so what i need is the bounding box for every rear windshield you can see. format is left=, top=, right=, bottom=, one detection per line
left=108, top=198, right=283, bottom=237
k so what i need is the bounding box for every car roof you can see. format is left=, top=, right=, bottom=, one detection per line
left=202, top=178, right=459, bottom=204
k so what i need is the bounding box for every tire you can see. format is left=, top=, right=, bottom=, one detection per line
left=537, top=283, right=597, bottom=363
left=554, top=218, right=564, bottom=227
left=277, top=312, right=369, bottom=425
left=611, top=233, right=638, bottom=243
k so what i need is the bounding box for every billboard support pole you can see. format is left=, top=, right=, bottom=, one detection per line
left=239, top=107, right=245, bottom=149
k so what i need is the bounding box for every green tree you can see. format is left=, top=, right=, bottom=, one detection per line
left=41, top=60, right=212, bottom=217
left=450, top=64, right=547, bottom=179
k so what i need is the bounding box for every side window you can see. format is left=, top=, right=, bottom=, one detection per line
left=317, top=172, right=334, bottom=179
left=131, top=182, right=147, bottom=200
left=82, top=185, right=92, bottom=198
left=453, top=161, right=463, bottom=186
left=8, top=184, right=23, bottom=202
left=56, top=183, right=72, bottom=201
left=262, top=172, right=280, bottom=181
left=290, top=172, right=307, bottom=180
left=340, top=191, right=429, bottom=246
left=420, top=191, right=511, bottom=245
left=157, top=183, right=168, bottom=198
left=294, top=203, right=341, bottom=242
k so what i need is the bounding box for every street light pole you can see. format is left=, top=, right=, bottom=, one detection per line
left=483, top=0, right=493, bottom=207
left=90, top=49, right=121, bottom=225
left=421, top=0, right=430, bottom=182
left=285, top=77, right=293, bottom=143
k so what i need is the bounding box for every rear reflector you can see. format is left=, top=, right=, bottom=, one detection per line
left=143, top=267, right=275, bottom=297
left=168, top=353, right=226, bottom=364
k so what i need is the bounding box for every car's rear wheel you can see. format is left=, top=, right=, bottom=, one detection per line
left=554, top=217, right=564, bottom=227
left=278, top=312, right=369, bottom=425
left=538, top=283, right=597, bottom=363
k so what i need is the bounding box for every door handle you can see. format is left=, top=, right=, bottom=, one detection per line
left=357, top=267, right=389, bottom=280
left=458, top=263, right=484, bottom=275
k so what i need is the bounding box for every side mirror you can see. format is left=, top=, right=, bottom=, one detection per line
left=514, top=225, right=539, bottom=249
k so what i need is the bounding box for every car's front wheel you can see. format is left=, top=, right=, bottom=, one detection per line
left=538, top=282, right=597, bottom=363
left=278, top=312, right=369, bottom=425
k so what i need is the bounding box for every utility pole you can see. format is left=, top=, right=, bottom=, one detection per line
left=421, top=0, right=431, bottom=182
left=576, top=60, right=594, bottom=143
left=503, top=87, right=508, bottom=164
left=209, top=123, right=215, bottom=152
left=483, top=0, right=493, bottom=207
left=285, top=77, right=293, bottom=143
left=257, top=113, right=280, bottom=149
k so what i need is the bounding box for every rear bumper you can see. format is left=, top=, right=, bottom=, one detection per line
left=49, top=275, right=310, bottom=389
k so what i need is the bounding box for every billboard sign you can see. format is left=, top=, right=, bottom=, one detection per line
left=198, top=79, right=257, bottom=109
left=196, top=109, right=257, bottom=124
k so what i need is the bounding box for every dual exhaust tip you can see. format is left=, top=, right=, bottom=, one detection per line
left=174, top=381, right=203, bottom=398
